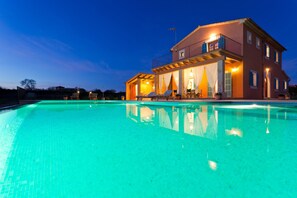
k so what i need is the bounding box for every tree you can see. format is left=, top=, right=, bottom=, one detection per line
left=20, top=79, right=36, bottom=90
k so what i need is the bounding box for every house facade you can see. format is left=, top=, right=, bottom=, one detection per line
left=126, top=18, right=289, bottom=100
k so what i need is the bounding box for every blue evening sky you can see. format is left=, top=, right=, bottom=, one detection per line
left=0, top=0, right=296, bottom=91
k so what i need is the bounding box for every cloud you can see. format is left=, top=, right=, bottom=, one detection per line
left=23, top=36, right=72, bottom=54
left=0, top=23, right=138, bottom=90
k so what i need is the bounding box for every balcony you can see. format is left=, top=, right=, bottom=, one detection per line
left=152, top=34, right=242, bottom=71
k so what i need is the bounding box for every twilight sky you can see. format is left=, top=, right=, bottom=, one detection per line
left=0, top=0, right=297, bottom=91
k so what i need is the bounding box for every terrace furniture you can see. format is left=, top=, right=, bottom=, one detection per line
left=156, top=90, right=173, bottom=101
left=70, top=93, right=79, bottom=100
left=196, top=89, right=202, bottom=98
left=175, top=94, right=182, bottom=100
left=136, top=92, right=157, bottom=101
left=89, top=93, right=98, bottom=100
left=186, top=89, right=196, bottom=99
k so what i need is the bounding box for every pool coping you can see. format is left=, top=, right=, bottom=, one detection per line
left=1, top=99, right=297, bottom=111
left=0, top=100, right=41, bottom=111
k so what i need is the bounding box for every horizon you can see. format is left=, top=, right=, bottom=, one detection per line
left=0, top=0, right=297, bottom=91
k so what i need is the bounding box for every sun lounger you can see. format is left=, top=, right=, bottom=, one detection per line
left=156, top=90, right=172, bottom=101
left=136, top=92, right=157, bottom=101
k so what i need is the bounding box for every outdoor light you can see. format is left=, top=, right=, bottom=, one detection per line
left=266, top=127, right=270, bottom=134
left=77, top=90, right=80, bottom=94
left=231, top=67, right=239, bottom=72
left=209, top=33, right=217, bottom=42
left=208, top=160, right=217, bottom=171
left=146, top=81, right=149, bottom=84
left=266, top=68, right=270, bottom=72
left=190, top=70, right=193, bottom=77
left=89, top=91, right=92, bottom=94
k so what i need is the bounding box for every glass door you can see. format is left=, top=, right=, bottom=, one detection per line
left=224, top=72, right=232, bottom=98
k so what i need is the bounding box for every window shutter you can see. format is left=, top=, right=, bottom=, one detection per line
left=256, top=72, right=259, bottom=87
left=202, top=42, right=207, bottom=53
left=274, top=78, right=276, bottom=89
left=274, top=51, right=276, bottom=62
left=283, top=81, right=285, bottom=90
left=218, top=36, right=225, bottom=49
left=249, top=71, right=253, bottom=86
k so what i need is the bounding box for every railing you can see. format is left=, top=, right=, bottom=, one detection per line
left=152, top=34, right=242, bottom=69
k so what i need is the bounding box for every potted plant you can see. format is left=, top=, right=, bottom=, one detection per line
left=214, top=92, right=222, bottom=100
left=285, top=94, right=290, bottom=100
left=278, top=94, right=285, bottom=100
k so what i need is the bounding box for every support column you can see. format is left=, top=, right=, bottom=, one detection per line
left=178, top=69, right=184, bottom=96
left=125, top=82, right=130, bottom=100
left=155, top=74, right=159, bottom=94
left=217, top=60, right=225, bottom=95
left=137, top=79, right=141, bottom=96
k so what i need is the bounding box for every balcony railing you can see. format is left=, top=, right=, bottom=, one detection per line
left=152, top=34, right=242, bottom=69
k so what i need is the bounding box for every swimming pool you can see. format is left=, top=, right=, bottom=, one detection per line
left=0, top=100, right=297, bottom=197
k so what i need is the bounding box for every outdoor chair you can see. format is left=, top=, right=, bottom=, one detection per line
left=156, top=90, right=173, bottom=101
left=136, top=92, right=157, bottom=101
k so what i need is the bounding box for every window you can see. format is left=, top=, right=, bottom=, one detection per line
left=215, top=42, right=219, bottom=50
left=274, top=51, right=279, bottom=63
left=207, top=83, right=213, bottom=97
left=225, top=72, right=232, bottom=98
left=247, top=31, right=252, bottom=44
left=256, top=37, right=261, bottom=49
left=274, top=78, right=279, bottom=90
left=179, top=49, right=185, bottom=59
left=209, top=43, right=214, bottom=51
left=284, top=80, right=287, bottom=90
left=265, top=44, right=270, bottom=58
left=249, top=70, right=258, bottom=88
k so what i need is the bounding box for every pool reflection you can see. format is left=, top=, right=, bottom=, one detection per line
left=126, top=104, right=220, bottom=140
left=125, top=103, right=290, bottom=140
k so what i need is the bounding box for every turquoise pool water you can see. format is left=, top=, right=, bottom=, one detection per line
left=0, top=100, right=297, bottom=197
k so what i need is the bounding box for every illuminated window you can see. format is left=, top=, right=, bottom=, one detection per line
left=275, top=51, right=279, bottom=63
left=284, top=81, right=287, bottom=90
left=274, top=78, right=279, bottom=90
left=215, top=42, right=219, bottom=50
left=247, top=31, right=252, bottom=44
left=179, top=49, right=185, bottom=59
left=256, top=37, right=261, bottom=49
left=265, top=44, right=270, bottom=58
left=249, top=70, right=258, bottom=88
left=209, top=43, right=214, bottom=51
left=253, top=72, right=257, bottom=86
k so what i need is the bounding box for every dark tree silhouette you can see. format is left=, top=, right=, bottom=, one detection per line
left=20, top=79, right=36, bottom=90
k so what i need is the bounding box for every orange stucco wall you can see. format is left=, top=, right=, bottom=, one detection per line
left=225, top=61, right=243, bottom=98
left=172, top=20, right=244, bottom=62
left=242, top=25, right=289, bottom=99
left=140, top=81, right=154, bottom=96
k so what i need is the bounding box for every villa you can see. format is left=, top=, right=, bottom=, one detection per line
left=126, top=18, right=289, bottom=100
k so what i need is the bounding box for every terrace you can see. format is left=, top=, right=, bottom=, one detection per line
left=152, top=34, right=242, bottom=73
